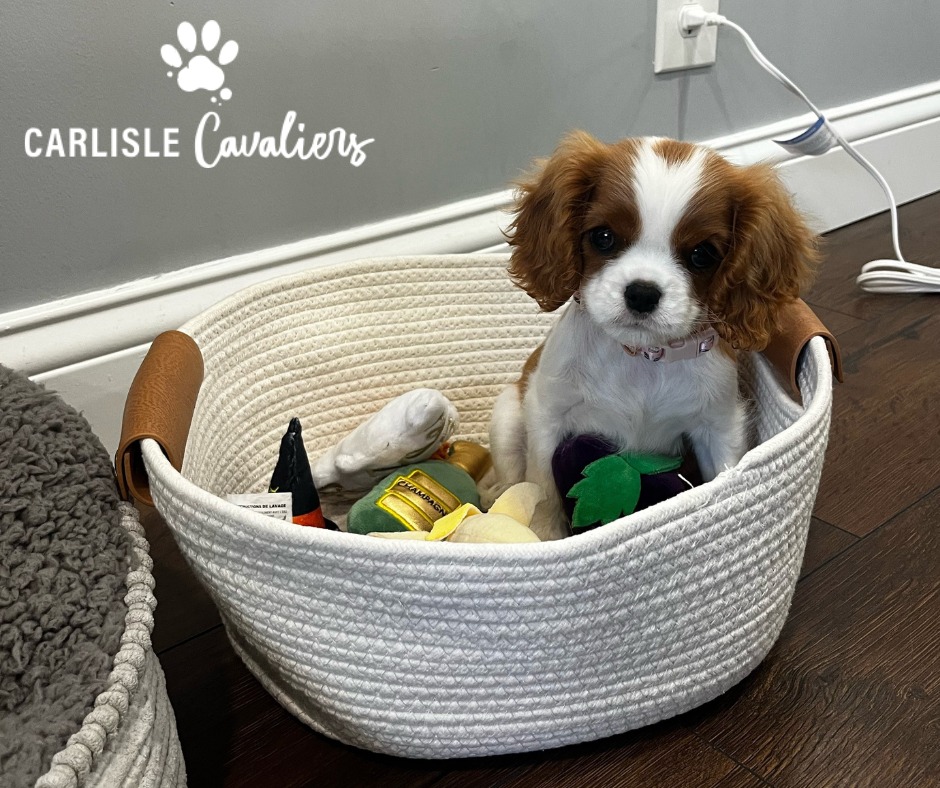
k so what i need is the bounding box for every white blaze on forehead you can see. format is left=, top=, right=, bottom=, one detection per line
left=632, top=139, right=706, bottom=250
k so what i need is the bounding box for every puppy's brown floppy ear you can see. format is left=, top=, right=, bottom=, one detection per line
left=710, top=163, right=821, bottom=351
left=507, top=131, right=609, bottom=311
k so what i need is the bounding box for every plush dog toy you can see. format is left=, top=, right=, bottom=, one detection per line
left=312, top=389, right=459, bottom=491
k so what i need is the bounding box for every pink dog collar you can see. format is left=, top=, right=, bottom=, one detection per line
left=623, top=327, right=718, bottom=362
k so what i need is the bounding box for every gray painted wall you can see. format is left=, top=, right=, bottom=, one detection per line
left=2, top=0, right=938, bottom=313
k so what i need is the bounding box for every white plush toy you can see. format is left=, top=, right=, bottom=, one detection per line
left=312, top=389, right=459, bottom=491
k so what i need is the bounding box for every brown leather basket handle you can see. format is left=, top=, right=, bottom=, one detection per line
left=115, top=331, right=204, bottom=506
left=763, top=298, right=844, bottom=401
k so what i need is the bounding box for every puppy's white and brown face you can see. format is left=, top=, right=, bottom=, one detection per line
left=508, top=133, right=819, bottom=351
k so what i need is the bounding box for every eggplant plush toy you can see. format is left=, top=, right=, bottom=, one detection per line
left=552, top=434, right=696, bottom=532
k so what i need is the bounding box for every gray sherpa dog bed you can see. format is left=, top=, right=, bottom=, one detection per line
left=0, top=365, right=185, bottom=787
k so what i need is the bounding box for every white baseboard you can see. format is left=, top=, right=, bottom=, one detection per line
left=7, top=79, right=940, bottom=455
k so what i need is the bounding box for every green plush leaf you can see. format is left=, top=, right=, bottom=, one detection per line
left=568, top=454, right=642, bottom=529
left=621, top=453, right=682, bottom=475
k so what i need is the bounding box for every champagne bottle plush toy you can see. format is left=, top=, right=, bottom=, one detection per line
left=346, top=441, right=491, bottom=535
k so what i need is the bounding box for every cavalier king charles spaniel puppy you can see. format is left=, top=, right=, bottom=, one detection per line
left=489, top=132, right=819, bottom=540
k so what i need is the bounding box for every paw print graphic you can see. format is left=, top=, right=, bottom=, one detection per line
left=161, top=21, right=239, bottom=103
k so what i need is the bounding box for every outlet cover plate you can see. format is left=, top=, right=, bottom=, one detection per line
left=654, top=0, right=720, bottom=74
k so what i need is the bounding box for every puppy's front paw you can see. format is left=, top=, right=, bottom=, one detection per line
left=479, top=476, right=511, bottom=510
left=527, top=499, right=571, bottom=541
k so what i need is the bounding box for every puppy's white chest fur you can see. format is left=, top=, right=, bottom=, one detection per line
left=526, top=305, right=738, bottom=458
left=488, top=303, right=746, bottom=540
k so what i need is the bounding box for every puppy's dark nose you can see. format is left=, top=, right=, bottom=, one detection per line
left=624, top=282, right=662, bottom=314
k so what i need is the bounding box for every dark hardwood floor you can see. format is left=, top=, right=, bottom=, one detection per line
left=141, top=192, right=940, bottom=788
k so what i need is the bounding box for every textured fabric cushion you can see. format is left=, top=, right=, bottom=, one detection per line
left=0, top=366, right=184, bottom=787
left=0, top=366, right=131, bottom=786
left=143, top=254, right=832, bottom=759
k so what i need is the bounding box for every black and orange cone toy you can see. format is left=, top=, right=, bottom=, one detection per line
left=270, top=417, right=335, bottom=529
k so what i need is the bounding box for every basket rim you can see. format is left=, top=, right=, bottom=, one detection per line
left=143, top=336, right=832, bottom=560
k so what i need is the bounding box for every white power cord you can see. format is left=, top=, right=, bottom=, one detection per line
left=679, top=6, right=940, bottom=294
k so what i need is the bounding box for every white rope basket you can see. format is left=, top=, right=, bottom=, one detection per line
left=140, top=254, right=832, bottom=759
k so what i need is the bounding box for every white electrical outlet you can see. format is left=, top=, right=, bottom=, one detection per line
left=653, top=0, right=720, bottom=74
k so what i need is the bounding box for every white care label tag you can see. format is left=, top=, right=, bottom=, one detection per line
left=225, top=492, right=293, bottom=522
left=774, top=116, right=836, bottom=156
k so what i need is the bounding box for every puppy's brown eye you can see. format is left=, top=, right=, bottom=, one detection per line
left=687, top=242, right=723, bottom=270
left=589, top=227, right=617, bottom=254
